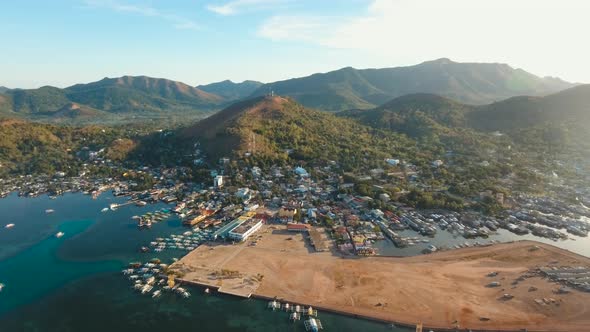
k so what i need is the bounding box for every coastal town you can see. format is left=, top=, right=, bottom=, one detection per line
left=2, top=145, right=589, bottom=256
left=2, top=146, right=590, bottom=331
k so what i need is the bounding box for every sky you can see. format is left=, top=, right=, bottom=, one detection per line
left=1, top=0, right=589, bottom=89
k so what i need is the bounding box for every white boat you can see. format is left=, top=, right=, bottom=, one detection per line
left=55, top=232, right=65, bottom=238
left=182, top=291, right=190, bottom=298
left=152, top=290, right=161, bottom=298
left=0, top=283, right=4, bottom=292
left=109, top=203, right=119, bottom=211
left=204, top=288, right=210, bottom=294
left=101, top=208, right=109, bottom=213
left=141, top=284, right=153, bottom=294
left=5, top=224, right=14, bottom=229
left=45, top=209, right=55, bottom=214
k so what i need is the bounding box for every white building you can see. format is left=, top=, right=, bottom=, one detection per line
left=214, top=175, right=224, bottom=188
left=385, top=158, right=400, bottom=166
left=432, top=160, right=444, bottom=167
left=228, top=219, right=263, bottom=242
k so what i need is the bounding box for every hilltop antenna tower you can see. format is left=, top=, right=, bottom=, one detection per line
left=249, top=133, right=256, bottom=154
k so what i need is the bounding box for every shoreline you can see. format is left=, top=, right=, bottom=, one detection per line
left=172, top=230, right=590, bottom=332
left=177, top=276, right=571, bottom=332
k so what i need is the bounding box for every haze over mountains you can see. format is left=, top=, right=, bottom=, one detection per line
left=197, top=80, right=263, bottom=101
left=0, top=58, right=580, bottom=124
left=340, top=84, right=590, bottom=154
left=251, top=58, right=575, bottom=111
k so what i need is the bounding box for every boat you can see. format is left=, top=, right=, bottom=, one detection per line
left=289, top=312, right=300, bottom=321
left=45, top=209, right=55, bottom=214
left=182, top=291, right=190, bottom=298
left=204, top=288, right=210, bottom=294
left=4, top=224, right=15, bottom=229
left=109, top=203, right=119, bottom=211
left=135, top=201, right=147, bottom=207
left=0, top=283, right=4, bottom=292
left=101, top=208, right=109, bottom=212
left=55, top=232, right=65, bottom=238
left=141, top=284, right=153, bottom=294
left=152, top=290, right=161, bottom=298
left=304, top=318, right=323, bottom=331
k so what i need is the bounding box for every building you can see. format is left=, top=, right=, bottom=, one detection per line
left=432, top=160, right=444, bottom=167
left=294, top=166, right=309, bottom=177
left=214, top=175, right=224, bottom=188
left=385, top=158, right=400, bottom=166
left=496, top=192, right=505, bottom=205
left=183, top=209, right=216, bottom=226
left=251, top=166, right=262, bottom=178
left=279, top=207, right=297, bottom=221
left=235, top=188, right=252, bottom=200
left=379, top=193, right=390, bottom=202
left=228, top=218, right=263, bottom=242
left=287, top=222, right=310, bottom=232
left=308, top=228, right=329, bottom=252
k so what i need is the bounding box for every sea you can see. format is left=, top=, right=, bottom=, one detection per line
left=0, top=193, right=403, bottom=332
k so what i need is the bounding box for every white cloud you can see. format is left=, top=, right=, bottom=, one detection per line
left=84, top=0, right=201, bottom=30
left=207, top=0, right=288, bottom=16
left=257, top=0, right=590, bottom=81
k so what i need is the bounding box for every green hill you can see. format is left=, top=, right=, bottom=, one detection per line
left=467, top=84, right=590, bottom=131
left=342, top=85, right=590, bottom=160
left=340, top=93, right=473, bottom=138
left=197, top=80, right=263, bottom=101
left=0, top=76, right=226, bottom=123
left=251, top=58, right=574, bottom=111
left=179, top=96, right=416, bottom=169
left=0, top=119, right=134, bottom=175
left=65, top=76, right=224, bottom=113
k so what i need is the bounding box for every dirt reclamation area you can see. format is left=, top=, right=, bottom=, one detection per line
left=173, top=226, right=590, bottom=331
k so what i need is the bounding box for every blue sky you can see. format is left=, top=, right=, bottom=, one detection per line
left=2, top=0, right=589, bottom=88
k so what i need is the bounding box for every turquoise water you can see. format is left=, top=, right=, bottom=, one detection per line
left=0, top=193, right=401, bottom=332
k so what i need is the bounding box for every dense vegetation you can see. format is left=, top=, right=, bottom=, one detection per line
left=0, top=119, right=142, bottom=176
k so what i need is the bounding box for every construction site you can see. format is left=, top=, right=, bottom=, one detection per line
left=170, top=225, right=590, bottom=331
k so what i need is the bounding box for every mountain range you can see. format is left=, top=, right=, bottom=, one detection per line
left=250, top=58, right=574, bottom=111
left=340, top=84, right=590, bottom=152
left=0, top=76, right=225, bottom=123
left=197, top=80, right=263, bottom=101
left=0, top=58, right=577, bottom=123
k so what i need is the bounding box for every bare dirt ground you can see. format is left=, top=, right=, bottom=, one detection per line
left=172, top=225, right=590, bottom=331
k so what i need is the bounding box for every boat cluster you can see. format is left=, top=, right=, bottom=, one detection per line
left=267, top=300, right=323, bottom=330
left=147, top=229, right=212, bottom=253
left=133, top=209, right=172, bottom=229
left=123, top=261, right=191, bottom=299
